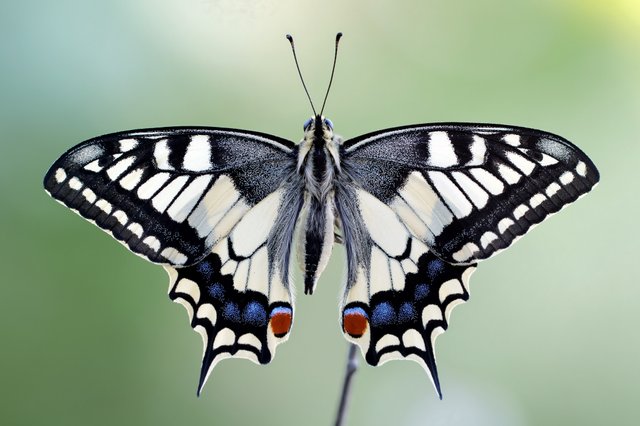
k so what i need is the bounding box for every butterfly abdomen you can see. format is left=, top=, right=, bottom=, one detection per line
left=297, top=195, right=335, bottom=295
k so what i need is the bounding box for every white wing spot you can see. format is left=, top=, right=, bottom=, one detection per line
left=175, top=278, right=201, bottom=303
left=395, top=171, right=452, bottom=238
left=119, top=168, right=144, bottom=191
left=480, top=231, right=498, bottom=249
left=142, top=236, right=161, bottom=252
left=401, top=259, right=418, bottom=274
left=95, top=199, right=112, bottom=214
left=112, top=210, right=128, bottom=226
left=137, top=172, right=171, bottom=199
left=452, top=242, right=479, bottom=262
left=55, top=168, right=67, bottom=183
left=452, top=171, right=489, bottom=208
left=513, top=204, right=529, bottom=220
left=153, top=139, right=172, bottom=170
left=167, top=175, right=213, bottom=223
left=183, top=135, right=212, bottom=172
left=530, top=193, right=546, bottom=208
left=402, top=329, right=426, bottom=351
left=576, top=161, right=587, bottom=177
left=545, top=182, right=561, bottom=197
left=428, top=171, right=473, bottom=218
left=497, top=163, right=521, bottom=185
left=467, top=135, right=487, bottom=166
left=213, top=328, right=236, bottom=349
left=68, top=177, right=82, bottom=190
left=439, top=279, right=463, bottom=303
left=119, top=138, right=138, bottom=152
left=422, top=304, right=443, bottom=327
left=502, top=134, right=521, bottom=146
left=84, top=159, right=103, bottom=173
left=151, top=176, right=189, bottom=213
left=161, top=247, right=188, bottom=265
left=498, top=218, right=515, bottom=234
left=106, top=156, right=136, bottom=181
left=82, top=188, right=96, bottom=204
left=238, top=334, right=263, bottom=351
left=126, top=222, right=143, bottom=238
left=196, top=304, right=217, bottom=326
left=539, top=153, right=559, bottom=166
left=375, top=334, right=400, bottom=352
left=506, top=152, right=536, bottom=175
left=469, top=168, right=504, bottom=195
left=559, top=171, right=574, bottom=185
left=427, top=131, right=458, bottom=168
left=189, top=175, right=240, bottom=239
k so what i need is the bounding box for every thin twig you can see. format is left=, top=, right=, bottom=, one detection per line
left=334, top=344, right=359, bottom=426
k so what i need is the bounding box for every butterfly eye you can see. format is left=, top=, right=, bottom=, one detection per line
left=303, top=118, right=313, bottom=131
left=324, top=118, right=334, bottom=130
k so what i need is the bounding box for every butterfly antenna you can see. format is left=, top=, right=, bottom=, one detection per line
left=286, top=34, right=317, bottom=116
left=320, top=32, right=342, bottom=117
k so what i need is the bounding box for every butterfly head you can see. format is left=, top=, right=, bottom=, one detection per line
left=297, top=115, right=341, bottom=173
left=303, top=115, right=334, bottom=139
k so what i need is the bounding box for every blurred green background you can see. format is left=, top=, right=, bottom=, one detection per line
left=2, top=1, right=638, bottom=425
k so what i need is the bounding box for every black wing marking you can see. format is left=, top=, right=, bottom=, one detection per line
left=335, top=186, right=475, bottom=397
left=342, top=123, right=599, bottom=264
left=166, top=187, right=300, bottom=395
left=44, top=127, right=296, bottom=266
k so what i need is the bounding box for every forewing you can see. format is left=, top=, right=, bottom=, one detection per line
left=343, top=123, right=599, bottom=264
left=44, top=127, right=295, bottom=266
left=166, top=186, right=301, bottom=395
left=335, top=186, right=475, bottom=397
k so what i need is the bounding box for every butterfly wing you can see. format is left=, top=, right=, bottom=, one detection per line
left=44, top=127, right=302, bottom=394
left=166, top=184, right=302, bottom=395
left=342, top=123, right=599, bottom=264
left=44, top=127, right=295, bottom=266
left=335, top=187, right=475, bottom=397
left=337, top=123, right=598, bottom=395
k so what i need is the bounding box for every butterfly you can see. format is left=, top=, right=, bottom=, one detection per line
left=43, top=33, right=599, bottom=397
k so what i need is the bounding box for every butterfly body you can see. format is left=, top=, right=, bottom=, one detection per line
left=296, top=115, right=340, bottom=294
left=44, top=118, right=598, bottom=397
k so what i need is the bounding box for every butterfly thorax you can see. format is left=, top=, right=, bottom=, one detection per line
left=297, top=115, right=341, bottom=201
left=295, top=115, right=341, bottom=294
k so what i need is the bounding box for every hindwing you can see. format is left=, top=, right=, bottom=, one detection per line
left=166, top=185, right=302, bottom=394
left=335, top=186, right=475, bottom=397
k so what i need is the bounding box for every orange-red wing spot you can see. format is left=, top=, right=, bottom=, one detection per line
left=342, top=307, right=369, bottom=338
left=269, top=306, right=292, bottom=338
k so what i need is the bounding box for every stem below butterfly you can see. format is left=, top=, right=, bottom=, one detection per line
left=334, top=343, right=359, bottom=426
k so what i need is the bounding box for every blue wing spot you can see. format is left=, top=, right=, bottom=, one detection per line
left=196, top=260, right=215, bottom=281
left=426, top=258, right=446, bottom=280
left=343, top=306, right=368, bottom=318
left=398, top=302, right=417, bottom=323
left=414, top=283, right=430, bottom=301
left=371, top=302, right=396, bottom=327
left=243, top=301, right=267, bottom=327
left=207, top=283, right=225, bottom=301
left=222, top=302, right=241, bottom=322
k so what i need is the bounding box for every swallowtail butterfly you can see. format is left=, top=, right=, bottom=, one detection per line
left=43, top=33, right=599, bottom=397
